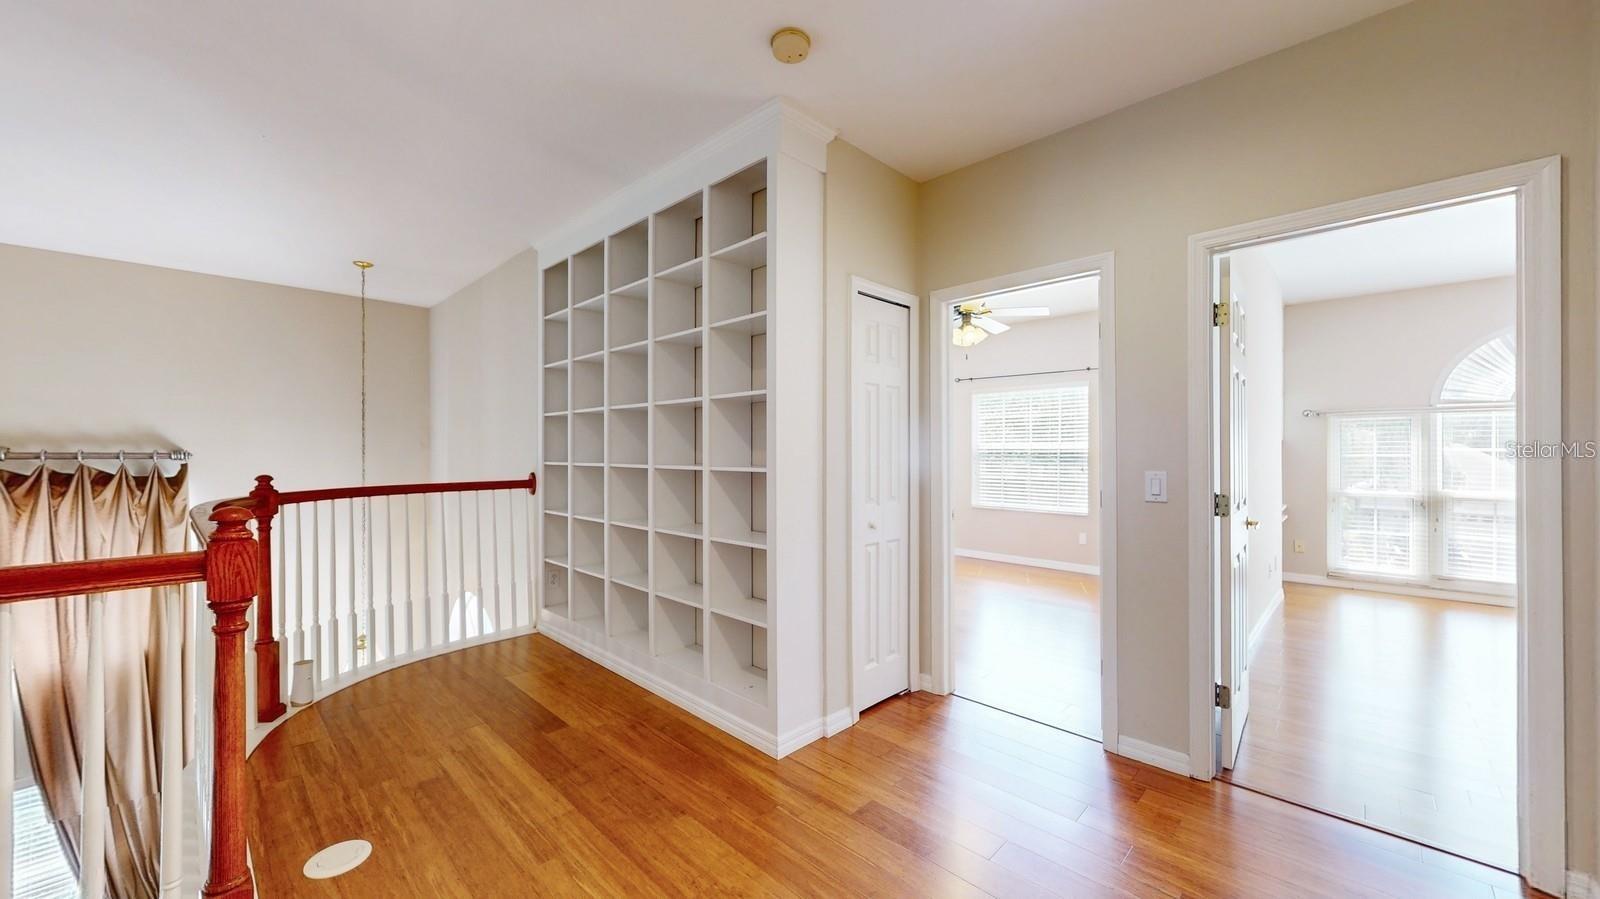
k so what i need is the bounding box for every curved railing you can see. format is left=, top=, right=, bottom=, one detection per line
left=199, top=474, right=539, bottom=724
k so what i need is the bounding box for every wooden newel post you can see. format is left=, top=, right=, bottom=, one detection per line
left=204, top=506, right=259, bottom=899
left=248, top=475, right=287, bottom=722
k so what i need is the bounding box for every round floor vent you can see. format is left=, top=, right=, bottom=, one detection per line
left=303, top=839, right=372, bottom=880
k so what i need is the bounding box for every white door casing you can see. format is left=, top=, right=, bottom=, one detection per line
left=852, top=291, right=912, bottom=711
left=1217, top=257, right=1252, bottom=770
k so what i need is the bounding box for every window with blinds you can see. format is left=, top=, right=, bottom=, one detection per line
left=1329, top=415, right=1424, bottom=577
left=1437, top=409, right=1516, bottom=583
left=972, top=385, right=1090, bottom=515
left=1325, top=334, right=1517, bottom=589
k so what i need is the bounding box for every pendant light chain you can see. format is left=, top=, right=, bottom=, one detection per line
left=356, top=260, right=372, bottom=658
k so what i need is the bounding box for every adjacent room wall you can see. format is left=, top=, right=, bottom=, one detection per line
left=950, top=312, right=1100, bottom=570
left=822, top=140, right=920, bottom=720
left=0, top=243, right=430, bottom=507
left=1281, top=277, right=1515, bottom=579
left=915, top=0, right=1596, bottom=866
left=428, top=248, right=541, bottom=481
left=1230, top=250, right=1285, bottom=644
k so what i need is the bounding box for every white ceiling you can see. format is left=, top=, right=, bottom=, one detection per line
left=1, top=1, right=1404, bottom=305
left=1245, top=195, right=1517, bottom=304
left=983, top=276, right=1100, bottom=319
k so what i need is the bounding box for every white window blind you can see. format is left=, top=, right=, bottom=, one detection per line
left=1436, top=409, right=1516, bottom=583
left=1329, top=414, right=1424, bottom=577
left=972, top=385, right=1089, bottom=515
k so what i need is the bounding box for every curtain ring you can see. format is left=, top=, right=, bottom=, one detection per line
left=117, top=450, right=125, bottom=464
left=76, top=450, right=85, bottom=464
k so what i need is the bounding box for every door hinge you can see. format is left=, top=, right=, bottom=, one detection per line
left=1213, top=493, right=1229, bottom=517
left=1212, top=301, right=1229, bottom=327
left=1214, top=683, right=1231, bottom=709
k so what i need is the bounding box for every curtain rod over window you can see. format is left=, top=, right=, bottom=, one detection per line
left=0, top=447, right=192, bottom=462
left=954, top=365, right=1098, bottom=384
left=1301, top=401, right=1513, bottom=418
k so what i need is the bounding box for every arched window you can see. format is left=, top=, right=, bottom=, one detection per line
left=1438, top=333, right=1515, bottom=405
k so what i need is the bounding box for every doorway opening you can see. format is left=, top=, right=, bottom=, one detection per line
left=933, top=258, right=1115, bottom=743
left=1194, top=159, right=1564, bottom=891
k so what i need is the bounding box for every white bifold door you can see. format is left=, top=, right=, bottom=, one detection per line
left=851, top=290, right=911, bottom=712
left=1217, top=257, right=1253, bottom=770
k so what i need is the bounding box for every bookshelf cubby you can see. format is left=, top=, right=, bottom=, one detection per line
left=535, top=116, right=827, bottom=756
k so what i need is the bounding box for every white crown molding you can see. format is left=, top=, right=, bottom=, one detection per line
left=534, top=97, right=836, bottom=263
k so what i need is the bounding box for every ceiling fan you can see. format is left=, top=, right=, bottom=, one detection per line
left=951, top=300, right=1050, bottom=346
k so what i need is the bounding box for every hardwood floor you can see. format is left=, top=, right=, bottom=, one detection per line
left=246, top=632, right=1545, bottom=897
left=1226, top=583, right=1517, bottom=872
left=952, top=556, right=1101, bottom=739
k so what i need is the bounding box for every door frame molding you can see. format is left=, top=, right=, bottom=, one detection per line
left=847, top=276, right=922, bottom=719
left=1184, top=157, right=1564, bottom=891
left=928, top=252, right=1119, bottom=748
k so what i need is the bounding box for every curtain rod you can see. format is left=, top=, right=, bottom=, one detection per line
left=1301, top=401, right=1513, bottom=418
left=954, top=365, right=1098, bottom=384
left=0, top=447, right=192, bottom=463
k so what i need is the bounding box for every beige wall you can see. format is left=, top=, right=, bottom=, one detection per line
left=951, top=312, right=1100, bottom=569
left=822, top=140, right=921, bottom=720
left=916, top=0, right=1596, bottom=870
left=1230, top=250, right=1285, bottom=641
left=1282, top=277, right=1515, bottom=578
left=429, top=248, right=541, bottom=481
left=0, top=243, right=430, bottom=506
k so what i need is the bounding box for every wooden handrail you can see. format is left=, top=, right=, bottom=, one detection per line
left=0, top=503, right=260, bottom=897
left=274, top=473, right=537, bottom=506
left=0, top=552, right=207, bottom=603
left=237, top=471, right=538, bottom=725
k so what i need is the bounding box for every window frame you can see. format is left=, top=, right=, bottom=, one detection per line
left=969, top=382, right=1092, bottom=517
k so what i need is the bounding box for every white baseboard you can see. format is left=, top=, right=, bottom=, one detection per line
left=1569, top=870, right=1600, bottom=899
left=538, top=619, right=791, bottom=757
left=1282, top=572, right=1513, bottom=607
left=1114, top=736, right=1191, bottom=778
left=1248, top=588, right=1284, bottom=658
left=917, top=673, right=935, bottom=693
left=823, top=707, right=854, bottom=737
left=954, top=548, right=1100, bottom=576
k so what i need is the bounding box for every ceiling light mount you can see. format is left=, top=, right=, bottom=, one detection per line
left=770, top=28, right=811, bottom=64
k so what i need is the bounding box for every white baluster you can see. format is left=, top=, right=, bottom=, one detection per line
left=422, top=494, right=433, bottom=651
left=525, top=488, right=536, bottom=630
left=312, top=501, right=324, bottom=686
left=404, top=495, right=415, bottom=657
left=438, top=492, right=450, bottom=645
left=346, top=498, right=356, bottom=675
left=158, top=586, right=182, bottom=898
left=278, top=514, right=291, bottom=706
left=80, top=594, right=107, bottom=899
left=490, top=490, right=503, bottom=636
left=473, top=493, right=485, bottom=639
left=456, top=493, right=466, bottom=643
left=0, top=605, right=13, bottom=898
left=364, top=496, right=374, bottom=669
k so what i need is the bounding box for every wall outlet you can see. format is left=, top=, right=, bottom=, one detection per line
left=1293, top=540, right=1305, bottom=553
left=1078, top=532, right=1088, bottom=545
left=548, top=570, right=561, bottom=586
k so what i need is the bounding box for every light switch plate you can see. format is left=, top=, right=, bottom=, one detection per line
left=1144, top=471, right=1168, bottom=503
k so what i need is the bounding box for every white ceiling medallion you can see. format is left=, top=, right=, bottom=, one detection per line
left=303, top=839, right=373, bottom=880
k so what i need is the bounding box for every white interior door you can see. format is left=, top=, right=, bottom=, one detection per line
left=1217, top=257, right=1253, bottom=770
left=852, top=291, right=911, bottom=712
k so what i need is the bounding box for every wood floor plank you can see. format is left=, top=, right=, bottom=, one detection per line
left=244, top=634, right=1549, bottom=898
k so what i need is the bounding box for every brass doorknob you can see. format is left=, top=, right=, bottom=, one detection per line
left=1244, top=518, right=1260, bottom=530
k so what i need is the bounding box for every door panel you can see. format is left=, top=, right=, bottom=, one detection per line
left=1218, top=258, right=1252, bottom=770
left=852, top=293, right=911, bottom=711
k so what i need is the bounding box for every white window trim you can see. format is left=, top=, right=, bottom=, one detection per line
left=970, top=383, right=1092, bottom=517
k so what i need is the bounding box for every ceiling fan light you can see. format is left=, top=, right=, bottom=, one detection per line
left=952, top=319, right=988, bottom=347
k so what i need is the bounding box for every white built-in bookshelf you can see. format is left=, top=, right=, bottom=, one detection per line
left=536, top=104, right=831, bottom=755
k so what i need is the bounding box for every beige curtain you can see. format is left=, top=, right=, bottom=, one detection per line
left=0, top=464, right=193, bottom=899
